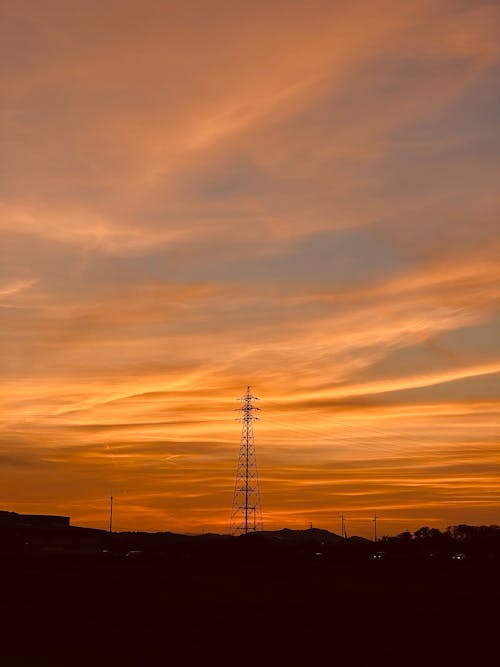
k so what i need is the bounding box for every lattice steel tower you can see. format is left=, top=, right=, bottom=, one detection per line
left=229, top=386, right=263, bottom=535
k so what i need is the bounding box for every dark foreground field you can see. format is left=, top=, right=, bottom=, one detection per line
left=1, top=552, right=498, bottom=667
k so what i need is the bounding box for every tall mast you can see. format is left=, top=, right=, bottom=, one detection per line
left=229, top=386, right=263, bottom=535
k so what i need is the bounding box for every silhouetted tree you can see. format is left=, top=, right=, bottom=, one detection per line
left=414, top=526, right=442, bottom=541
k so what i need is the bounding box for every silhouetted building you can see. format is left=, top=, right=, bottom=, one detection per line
left=0, top=510, right=70, bottom=528
left=0, top=510, right=105, bottom=555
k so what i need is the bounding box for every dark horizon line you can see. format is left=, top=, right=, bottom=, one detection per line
left=2, top=509, right=499, bottom=540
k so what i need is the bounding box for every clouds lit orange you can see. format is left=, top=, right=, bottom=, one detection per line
left=1, top=0, right=499, bottom=536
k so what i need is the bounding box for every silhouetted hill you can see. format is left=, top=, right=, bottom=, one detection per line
left=108, top=527, right=371, bottom=553
left=1, top=510, right=499, bottom=560
left=347, top=534, right=371, bottom=544
left=245, top=527, right=369, bottom=544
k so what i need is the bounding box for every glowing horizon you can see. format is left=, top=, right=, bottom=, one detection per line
left=1, top=0, right=499, bottom=537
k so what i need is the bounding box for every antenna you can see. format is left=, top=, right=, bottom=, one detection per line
left=229, top=386, right=263, bottom=535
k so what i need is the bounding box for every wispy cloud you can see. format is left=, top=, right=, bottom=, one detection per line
left=1, top=0, right=499, bottom=534
left=0, top=278, right=36, bottom=295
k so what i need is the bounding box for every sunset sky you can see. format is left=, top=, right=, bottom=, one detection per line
left=1, top=0, right=499, bottom=536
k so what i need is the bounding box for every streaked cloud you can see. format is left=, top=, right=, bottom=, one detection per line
left=1, top=0, right=499, bottom=535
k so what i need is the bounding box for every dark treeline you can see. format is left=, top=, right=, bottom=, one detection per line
left=105, top=523, right=500, bottom=563
left=1, top=508, right=499, bottom=562
left=377, top=523, right=500, bottom=559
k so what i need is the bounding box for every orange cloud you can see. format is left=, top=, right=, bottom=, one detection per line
left=1, top=0, right=499, bottom=535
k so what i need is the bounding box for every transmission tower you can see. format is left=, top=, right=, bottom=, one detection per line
left=229, top=386, right=263, bottom=535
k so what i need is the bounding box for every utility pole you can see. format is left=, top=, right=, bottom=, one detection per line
left=341, top=512, right=348, bottom=540
left=109, top=495, right=113, bottom=534
left=229, top=386, right=263, bottom=535
left=373, top=513, right=377, bottom=542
